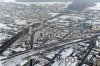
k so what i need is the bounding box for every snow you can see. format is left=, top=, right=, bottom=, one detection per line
left=3, top=57, right=22, bottom=66
left=0, top=23, right=11, bottom=30
left=60, top=15, right=71, bottom=19
left=19, top=60, right=28, bottom=66
left=49, top=13, right=59, bottom=17
left=96, top=40, right=100, bottom=47
left=50, top=48, right=75, bottom=66
left=11, top=47, right=26, bottom=52
left=51, top=61, right=59, bottom=66
left=70, top=16, right=85, bottom=21
left=16, top=2, right=70, bottom=6
left=3, top=50, right=12, bottom=56
left=2, top=50, right=44, bottom=66
left=51, top=56, right=78, bottom=66
left=89, top=3, right=100, bottom=10
left=45, top=48, right=74, bottom=66
left=46, top=40, right=58, bottom=44
left=61, top=48, right=73, bottom=58
left=0, top=33, right=7, bottom=41
left=48, top=18, right=59, bottom=22
left=92, top=21, right=100, bottom=25
left=0, top=56, right=7, bottom=60
left=4, top=15, right=10, bottom=17
left=65, top=57, right=77, bottom=66
left=0, top=33, right=12, bottom=44
left=87, top=55, right=92, bottom=60
left=0, top=60, right=3, bottom=66
left=15, top=19, right=27, bottom=25
left=46, top=53, right=55, bottom=59
left=0, top=23, right=6, bottom=28
left=58, top=20, right=66, bottom=22
left=13, top=27, right=18, bottom=31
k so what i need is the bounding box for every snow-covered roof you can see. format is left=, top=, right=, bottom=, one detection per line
left=19, top=60, right=28, bottom=66
left=48, top=18, right=59, bottom=22
left=49, top=13, right=59, bottom=17
left=15, top=19, right=27, bottom=25
left=0, top=23, right=12, bottom=30
left=61, top=48, right=73, bottom=58
left=11, top=47, right=26, bottom=52
left=60, top=15, right=71, bottom=19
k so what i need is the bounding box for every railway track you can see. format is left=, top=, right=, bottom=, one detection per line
left=0, top=12, right=100, bottom=66
left=0, top=22, right=40, bottom=55
left=1, top=33, right=100, bottom=60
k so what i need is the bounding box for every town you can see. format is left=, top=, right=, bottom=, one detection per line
left=0, top=0, right=100, bottom=66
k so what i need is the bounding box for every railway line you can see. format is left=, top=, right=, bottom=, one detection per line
left=0, top=33, right=100, bottom=66
left=0, top=22, right=41, bottom=54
